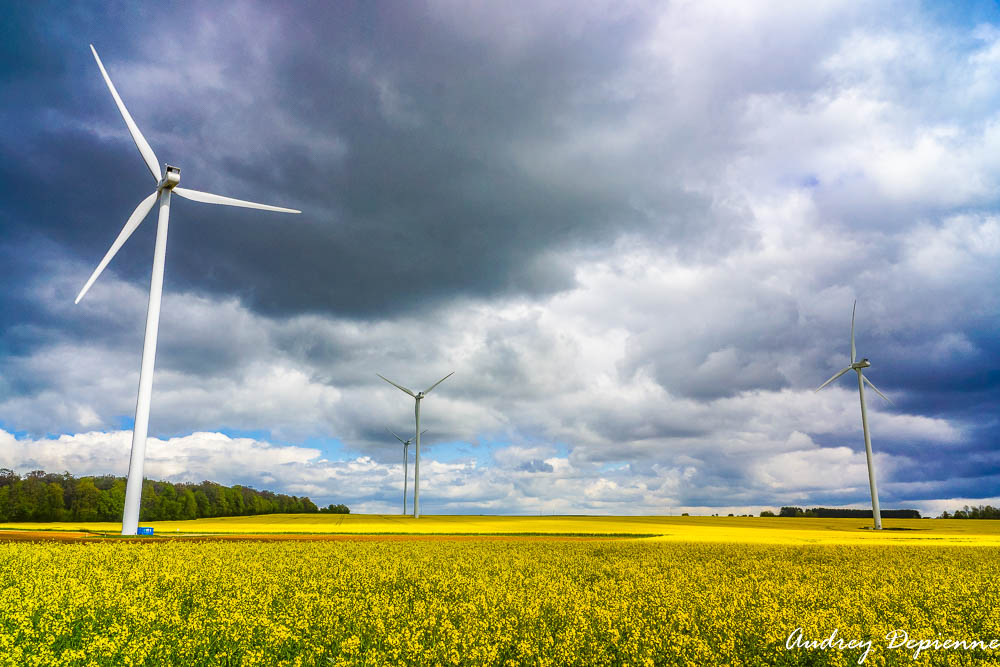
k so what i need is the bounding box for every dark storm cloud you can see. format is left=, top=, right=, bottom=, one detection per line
left=517, top=460, right=554, bottom=473
left=0, top=1, right=726, bottom=323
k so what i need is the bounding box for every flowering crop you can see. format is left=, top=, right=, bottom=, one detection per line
left=4, top=514, right=1000, bottom=545
left=1, top=538, right=997, bottom=666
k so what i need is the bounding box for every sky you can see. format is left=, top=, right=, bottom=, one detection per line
left=1, top=1, right=997, bottom=517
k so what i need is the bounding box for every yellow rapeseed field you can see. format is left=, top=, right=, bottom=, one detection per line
left=4, top=513, right=1000, bottom=544
left=1, top=517, right=999, bottom=665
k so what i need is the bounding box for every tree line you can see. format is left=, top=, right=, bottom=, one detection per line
left=760, top=507, right=922, bottom=518
left=939, top=505, right=1000, bottom=519
left=0, top=469, right=342, bottom=522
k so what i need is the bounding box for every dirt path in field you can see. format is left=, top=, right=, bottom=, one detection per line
left=0, top=530, right=97, bottom=542
left=0, top=530, right=637, bottom=544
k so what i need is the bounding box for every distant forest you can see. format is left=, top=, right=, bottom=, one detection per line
left=765, top=507, right=922, bottom=519
left=0, top=469, right=347, bottom=522
left=939, top=505, right=1000, bottom=519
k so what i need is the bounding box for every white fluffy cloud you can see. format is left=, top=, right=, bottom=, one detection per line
left=0, top=233, right=977, bottom=515
left=0, top=426, right=935, bottom=515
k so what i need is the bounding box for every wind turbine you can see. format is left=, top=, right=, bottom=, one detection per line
left=815, top=301, right=893, bottom=530
left=377, top=372, right=453, bottom=518
left=386, top=427, right=427, bottom=515
left=77, top=45, right=300, bottom=536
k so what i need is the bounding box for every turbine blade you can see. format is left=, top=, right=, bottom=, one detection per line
left=90, top=45, right=161, bottom=182
left=377, top=374, right=415, bottom=397
left=863, top=375, right=893, bottom=405
left=422, top=371, right=454, bottom=394
left=173, top=187, right=300, bottom=213
left=815, top=367, right=852, bottom=392
left=75, top=192, right=159, bottom=304
left=386, top=427, right=407, bottom=445
left=850, top=300, right=857, bottom=364
left=420, top=429, right=429, bottom=436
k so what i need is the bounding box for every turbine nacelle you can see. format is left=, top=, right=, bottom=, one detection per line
left=851, top=358, right=871, bottom=370
left=157, top=165, right=180, bottom=191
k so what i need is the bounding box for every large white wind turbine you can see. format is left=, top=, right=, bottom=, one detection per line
left=815, top=301, right=893, bottom=530
left=77, top=46, right=300, bottom=536
left=386, top=427, right=427, bottom=516
left=377, top=372, right=453, bottom=518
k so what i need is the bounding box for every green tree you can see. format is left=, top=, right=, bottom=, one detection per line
left=158, top=483, right=182, bottom=520
left=72, top=478, right=100, bottom=521
left=44, top=482, right=67, bottom=521
left=15, top=475, right=47, bottom=520
left=0, top=469, right=18, bottom=489
left=227, top=487, right=245, bottom=515
left=193, top=490, right=210, bottom=518
left=320, top=503, right=349, bottom=514
left=181, top=489, right=198, bottom=520
left=98, top=479, right=126, bottom=521
left=140, top=482, right=162, bottom=521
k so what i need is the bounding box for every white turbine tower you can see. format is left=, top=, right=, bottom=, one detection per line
left=377, top=372, right=453, bottom=518
left=77, top=46, right=300, bottom=536
left=386, top=427, right=427, bottom=515
left=815, top=301, right=893, bottom=530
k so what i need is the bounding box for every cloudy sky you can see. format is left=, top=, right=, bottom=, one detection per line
left=1, top=1, right=997, bottom=516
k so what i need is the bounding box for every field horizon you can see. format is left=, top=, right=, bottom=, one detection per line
left=4, top=513, right=1000, bottom=546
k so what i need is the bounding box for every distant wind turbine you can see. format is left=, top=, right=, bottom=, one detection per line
left=377, top=372, right=453, bottom=518
left=815, top=301, right=893, bottom=530
left=77, top=45, right=300, bottom=536
left=386, top=427, right=427, bottom=516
